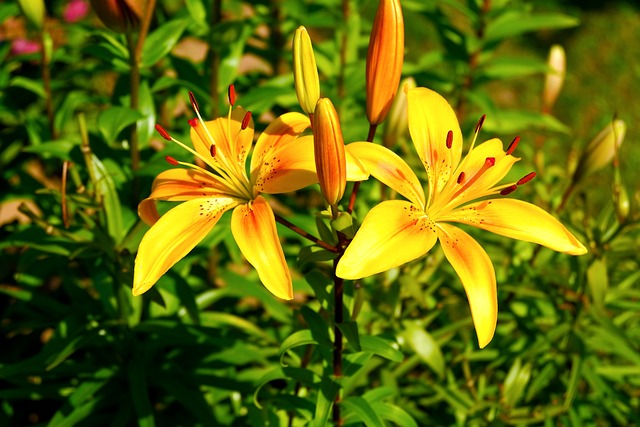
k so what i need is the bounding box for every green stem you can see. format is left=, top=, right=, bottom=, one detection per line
left=274, top=214, right=339, bottom=253
left=337, top=0, right=350, bottom=99
left=41, top=30, right=56, bottom=139
left=332, top=255, right=344, bottom=426
left=208, top=0, right=222, bottom=115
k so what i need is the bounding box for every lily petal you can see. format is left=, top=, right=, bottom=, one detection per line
left=336, top=200, right=437, bottom=279
left=407, top=87, right=463, bottom=204
left=133, top=197, right=240, bottom=296
left=344, top=144, right=370, bottom=182
left=138, top=168, right=230, bottom=225
left=231, top=196, right=293, bottom=300
left=440, top=199, right=587, bottom=255
left=191, top=107, right=253, bottom=170
left=253, top=135, right=317, bottom=194
left=436, top=223, right=497, bottom=348
left=346, top=142, right=425, bottom=208
left=251, top=112, right=311, bottom=182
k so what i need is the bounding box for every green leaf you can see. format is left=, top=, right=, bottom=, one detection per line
left=360, top=335, right=403, bottom=363
left=338, top=320, right=361, bottom=352
left=97, top=106, right=144, bottom=145
left=142, top=19, right=188, bottom=67
left=485, top=12, right=579, bottom=44
left=214, top=21, right=253, bottom=92
left=89, top=153, right=124, bottom=243
left=330, top=212, right=356, bottom=238
left=279, top=329, right=331, bottom=365
left=23, top=140, right=76, bottom=161
left=135, top=79, right=156, bottom=148
left=254, top=367, right=321, bottom=409
left=9, top=76, right=45, bottom=97
left=587, top=258, right=608, bottom=311
left=402, top=321, right=445, bottom=377
left=312, top=376, right=341, bottom=427
left=502, top=357, right=532, bottom=407
left=127, top=357, right=155, bottom=427
left=342, top=396, right=385, bottom=427
left=373, top=403, right=419, bottom=427
left=297, top=245, right=338, bottom=271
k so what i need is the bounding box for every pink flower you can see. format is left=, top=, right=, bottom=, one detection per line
left=11, top=39, right=41, bottom=55
left=63, top=0, right=89, bottom=23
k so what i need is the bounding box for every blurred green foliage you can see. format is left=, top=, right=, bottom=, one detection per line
left=1, top=0, right=639, bottom=426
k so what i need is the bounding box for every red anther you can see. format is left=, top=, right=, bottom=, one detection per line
left=517, top=171, right=536, bottom=186
left=228, top=85, right=236, bottom=106
left=506, top=136, right=520, bottom=155
left=241, top=111, right=252, bottom=130
left=457, top=171, right=465, bottom=184
left=475, top=114, right=486, bottom=133
left=155, top=124, right=172, bottom=141
left=188, top=91, right=199, bottom=111
left=500, top=185, right=517, bottom=195
left=165, top=155, right=179, bottom=166
left=446, top=130, right=453, bottom=149
left=188, top=118, right=198, bottom=127
left=485, top=157, right=496, bottom=167
left=210, top=144, right=216, bottom=157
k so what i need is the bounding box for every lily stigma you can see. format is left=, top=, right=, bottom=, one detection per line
left=133, top=89, right=318, bottom=300
left=337, top=87, right=587, bottom=348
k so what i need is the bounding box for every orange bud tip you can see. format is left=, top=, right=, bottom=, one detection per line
left=155, top=124, right=172, bottom=141
left=241, top=111, right=252, bottom=130
left=517, top=171, right=536, bottom=185
left=475, top=114, right=486, bottom=133
left=210, top=144, right=216, bottom=157
left=188, top=91, right=199, bottom=111
left=486, top=157, right=496, bottom=167
left=446, top=130, right=453, bottom=149
left=165, top=156, right=179, bottom=166
left=228, top=85, right=236, bottom=106
left=457, top=171, right=465, bottom=184
left=188, top=118, right=198, bottom=127
left=507, top=136, right=520, bottom=155
left=500, top=184, right=517, bottom=195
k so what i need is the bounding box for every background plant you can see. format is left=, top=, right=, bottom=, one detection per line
left=1, top=0, right=639, bottom=426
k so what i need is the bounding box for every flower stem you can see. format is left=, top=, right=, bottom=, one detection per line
left=208, top=0, right=222, bottom=116
left=347, top=123, right=378, bottom=213
left=332, top=255, right=344, bottom=426
left=274, top=214, right=339, bottom=253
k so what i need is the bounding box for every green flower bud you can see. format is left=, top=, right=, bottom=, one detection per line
left=292, top=26, right=320, bottom=115
left=573, top=120, right=626, bottom=183
left=18, top=0, right=45, bottom=30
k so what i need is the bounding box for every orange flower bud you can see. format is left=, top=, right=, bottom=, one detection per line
left=366, top=0, right=404, bottom=126
left=313, top=98, right=347, bottom=207
left=542, top=44, right=566, bottom=112
left=90, top=0, right=146, bottom=32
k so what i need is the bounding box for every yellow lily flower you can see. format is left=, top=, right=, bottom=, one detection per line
left=134, top=92, right=368, bottom=300
left=337, top=87, right=587, bottom=348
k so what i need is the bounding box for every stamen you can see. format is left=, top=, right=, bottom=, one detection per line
left=517, top=171, right=536, bottom=185
left=190, top=117, right=217, bottom=155
left=500, top=185, right=517, bottom=195
left=155, top=124, right=172, bottom=141
left=475, top=114, right=486, bottom=133
left=165, top=155, right=179, bottom=166
left=228, top=85, right=236, bottom=106
left=506, top=136, right=520, bottom=155
left=241, top=111, right=252, bottom=130
left=457, top=171, right=465, bottom=184
left=188, top=91, right=199, bottom=112
left=446, top=130, right=453, bottom=149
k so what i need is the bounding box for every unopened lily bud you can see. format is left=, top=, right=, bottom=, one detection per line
left=542, top=45, right=566, bottom=112
left=614, top=183, right=630, bottom=223
left=293, top=26, right=320, bottom=115
left=18, top=0, right=45, bottom=30
left=90, top=0, right=146, bottom=32
left=573, top=120, right=626, bottom=183
left=313, top=98, right=347, bottom=207
left=366, top=0, right=404, bottom=126
left=382, top=77, right=416, bottom=147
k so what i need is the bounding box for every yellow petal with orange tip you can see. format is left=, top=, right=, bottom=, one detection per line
left=346, top=142, right=425, bottom=208
left=436, top=223, right=497, bottom=348
left=231, top=196, right=293, bottom=300
left=336, top=200, right=437, bottom=280
left=407, top=87, right=463, bottom=204
left=439, top=199, right=588, bottom=255
left=137, top=168, right=231, bottom=226
left=133, top=196, right=240, bottom=296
